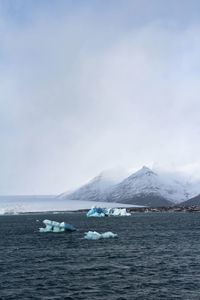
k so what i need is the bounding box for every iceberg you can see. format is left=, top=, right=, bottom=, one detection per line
left=39, top=219, right=76, bottom=233
left=86, top=206, right=131, bottom=217
left=84, top=231, right=118, bottom=240
left=86, top=207, right=107, bottom=217
left=107, top=208, right=131, bottom=216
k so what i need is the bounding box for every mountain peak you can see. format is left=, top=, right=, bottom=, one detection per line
left=90, top=167, right=128, bottom=184
left=142, top=166, right=152, bottom=172
left=135, top=166, right=156, bottom=176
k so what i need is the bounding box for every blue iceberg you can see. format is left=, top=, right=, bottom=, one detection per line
left=86, top=206, right=131, bottom=217
left=84, top=231, right=118, bottom=240
left=39, top=219, right=76, bottom=233
left=86, top=207, right=107, bottom=217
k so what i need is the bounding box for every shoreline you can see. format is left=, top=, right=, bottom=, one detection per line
left=1, top=205, right=200, bottom=216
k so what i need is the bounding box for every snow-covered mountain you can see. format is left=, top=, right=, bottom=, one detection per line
left=60, top=168, right=128, bottom=202
left=108, top=166, right=192, bottom=206
left=62, top=166, right=200, bottom=206
left=180, top=194, right=200, bottom=207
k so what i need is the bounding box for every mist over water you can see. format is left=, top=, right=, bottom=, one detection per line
left=1, top=213, right=200, bottom=299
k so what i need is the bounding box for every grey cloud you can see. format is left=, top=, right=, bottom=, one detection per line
left=1, top=2, right=200, bottom=194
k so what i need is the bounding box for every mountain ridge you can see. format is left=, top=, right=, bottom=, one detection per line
left=180, top=194, right=200, bottom=206
left=60, top=166, right=200, bottom=207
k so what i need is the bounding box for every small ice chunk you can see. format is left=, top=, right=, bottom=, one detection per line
left=39, top=219, right=76, bottom=233
left=84, top=231, right=102, bottom=240
left=84, top=231, right=118, bottom=240
left=101, top=231, right=118, bottom=238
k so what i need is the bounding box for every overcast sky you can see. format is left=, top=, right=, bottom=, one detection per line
left=1, top=0, right=200, bottom=195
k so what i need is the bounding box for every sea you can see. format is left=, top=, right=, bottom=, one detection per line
left=1, top=212, right=200, bottom=299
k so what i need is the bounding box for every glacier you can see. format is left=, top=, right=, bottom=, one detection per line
left=84, top=231, right=118, bottom=240
left=86, top=206, right=131, bottom=217
left=39, top=219, right=76, bottom=233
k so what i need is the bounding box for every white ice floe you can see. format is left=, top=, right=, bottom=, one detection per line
left=84, top=231, right=118, bottom=240
left=107, top=208, right=131, bottom=216
left=39, top=219, right=76, bottom=233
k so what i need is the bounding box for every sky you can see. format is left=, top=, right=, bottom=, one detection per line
left=1, top=0, right=200, bottom=195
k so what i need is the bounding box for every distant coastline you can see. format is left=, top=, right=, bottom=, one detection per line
left=1, top=205, right=200, bottom=216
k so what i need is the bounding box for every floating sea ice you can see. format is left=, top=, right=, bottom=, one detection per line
left=59, top=222, right=76, bottom=231
left=84, top=231, right=101, bottom=240
left=84, top=231, right=118, bottom=240
left=109, top=208, right=131, bottom=216
left=86, top=206, right=131, bottom=217
left=39, top=219, right=76, bottom=233
left=86, top=207, right=106, bottom=217
left=101, top=231, right=118, bottom=238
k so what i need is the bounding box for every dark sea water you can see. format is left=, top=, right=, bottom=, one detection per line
left=1, top=213, right=200, bottom=300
